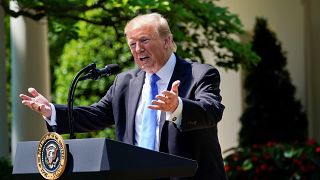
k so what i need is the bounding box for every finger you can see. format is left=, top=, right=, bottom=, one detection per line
left=156, top=95, right=168, bottom=103
left=30, top=101, right=38, bottom=110
left=171, top=80, right=180, bottom=94
left=40, top=104, right=45, bottom=112
left=149, top=104, right=172, bottom=112
left=153, top=99, right=165, bottom=105
left=32, top=103, right=41, bottom=112
left=161, top=91, right=174, bottom=98
left=148, top=104, right=167, bottom=111
left=149, top=100, right=172, bottom=112
left=148, top=105, right=161, bottom=110
left=39, top=104, right=50, bottom=112
left=21, top=100, right=33, bottom=107
left=28, top=87, right=39, bottom=97
left=19, top=94, right=32, bottom=101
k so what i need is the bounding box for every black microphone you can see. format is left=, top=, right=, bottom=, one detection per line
left=79, top=64, right=120, bottom=81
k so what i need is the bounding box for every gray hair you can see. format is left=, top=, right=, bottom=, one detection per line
left=125, top=12, right=177, bottom=52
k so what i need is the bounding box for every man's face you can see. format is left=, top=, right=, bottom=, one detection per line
left=126, top=24, right=170, bottom=73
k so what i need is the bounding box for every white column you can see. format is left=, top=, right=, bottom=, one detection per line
left=303, top=0, right=320, bottom=142
left=0, top=6, right=9, bottom=158
left=10, top=2, right=50, bottom=159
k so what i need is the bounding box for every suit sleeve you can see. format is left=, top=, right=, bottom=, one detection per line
left=180, top=66, right=224, bottom=131
left=51, top=77, right=117, bottom=134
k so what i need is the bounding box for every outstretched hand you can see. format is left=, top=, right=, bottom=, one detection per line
left=149, top=80, right=180, bottom=113
left=19, top=87, right=52, bottom=118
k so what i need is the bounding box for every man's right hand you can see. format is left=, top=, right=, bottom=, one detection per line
left=19, top=87, right=52, bottom=119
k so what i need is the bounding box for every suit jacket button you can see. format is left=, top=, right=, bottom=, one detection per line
left=172, top=117, right=177, bottom=122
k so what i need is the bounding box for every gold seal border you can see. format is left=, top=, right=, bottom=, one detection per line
left=36, top=132, right=67, bottom=180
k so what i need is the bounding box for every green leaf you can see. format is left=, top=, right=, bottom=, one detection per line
left=242, top=158, right=253, bottom=171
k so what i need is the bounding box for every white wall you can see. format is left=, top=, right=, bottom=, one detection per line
left=210, top=0, right=306, bottom=153
left=217, top=0, right=305, bottom=106
left=203, top=50, right=243, bottom=153
left=304, top=0, right=320, bottom=142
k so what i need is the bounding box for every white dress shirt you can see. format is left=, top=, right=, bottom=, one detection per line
left=134, top=53, right=182, bottom=151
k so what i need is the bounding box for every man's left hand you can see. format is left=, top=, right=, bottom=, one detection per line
left=149, top=80, right=180, bottom=113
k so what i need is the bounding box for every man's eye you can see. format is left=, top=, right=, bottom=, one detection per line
left=130, top=43, right=136, bottom=48
left=141, top=39, right=150, bottom=43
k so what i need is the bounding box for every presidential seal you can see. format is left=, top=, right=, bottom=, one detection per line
left=37, top=132, right=67, bottom=180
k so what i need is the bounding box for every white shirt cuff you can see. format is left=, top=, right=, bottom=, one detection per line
left=166, top=97, right=183, bottom=129
left=43, top=103, right=57, bottom=126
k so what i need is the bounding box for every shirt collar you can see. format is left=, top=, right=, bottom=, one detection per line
left=146, top=53, right=176, bottom=83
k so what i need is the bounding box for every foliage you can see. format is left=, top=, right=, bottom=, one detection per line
left=3, top=6, right=12, bottom=144
left=62, top=125, right=116, bottom=140
left=1, top=0, right=260, bottom=71
left=239, top=18, right=308, bottom=146
left=224, top=140, right=320, bottom=180
left=0, top=157, right=13, bottom=180
left=54, top=21, right=133, bottom=105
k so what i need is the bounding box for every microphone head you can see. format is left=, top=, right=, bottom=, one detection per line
left=105, top=64, right=121, bottom=75
left=79, top=64, right=121, bottom=81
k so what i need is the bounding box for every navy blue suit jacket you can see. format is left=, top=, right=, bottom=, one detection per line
left=52, top=56, right=227, bottom=179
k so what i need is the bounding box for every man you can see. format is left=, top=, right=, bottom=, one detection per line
left=20, top=13, right=227, bottom=179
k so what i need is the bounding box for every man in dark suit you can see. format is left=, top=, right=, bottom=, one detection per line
left=20, top=12, right=227, bottom=179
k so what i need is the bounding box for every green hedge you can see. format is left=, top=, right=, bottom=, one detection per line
left=0, top=157, right=13, bottom=180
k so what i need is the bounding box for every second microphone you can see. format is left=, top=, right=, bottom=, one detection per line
left=79, top=64, right=120, bottom=81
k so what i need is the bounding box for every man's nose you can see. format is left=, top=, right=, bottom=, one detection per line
left=135, top=42, right=144, bottom=53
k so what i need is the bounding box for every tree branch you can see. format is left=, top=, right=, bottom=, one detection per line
left=0, top=0, right=113, bottom=25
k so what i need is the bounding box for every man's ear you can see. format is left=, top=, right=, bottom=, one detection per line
left=164, top=35, right=172, bottom=49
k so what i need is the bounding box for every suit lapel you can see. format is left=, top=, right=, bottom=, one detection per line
left=159, top=57, right=188, bottom=142
left=167, top=56, right=188, bottom=92
left=127, top=70, right=145, bottom=144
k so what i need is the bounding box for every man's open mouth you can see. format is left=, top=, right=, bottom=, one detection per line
left=140, top=56, right=149, bottom=61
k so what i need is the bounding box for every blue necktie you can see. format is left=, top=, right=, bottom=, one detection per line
left=139, top=74, right=160, bottom=150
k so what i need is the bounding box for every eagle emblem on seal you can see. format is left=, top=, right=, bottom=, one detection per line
left=37, top=132, right=67, bottom=180
left=45, top=143, right=59, bottom=169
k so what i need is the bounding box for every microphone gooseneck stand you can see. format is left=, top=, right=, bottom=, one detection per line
left=67, top=63, right=97, bottom=139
